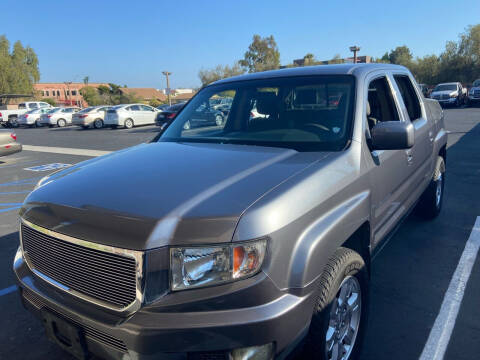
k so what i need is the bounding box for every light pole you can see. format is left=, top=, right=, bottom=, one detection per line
left=349, top=46, right=361, bottom=63
left=162, top=71, right=172, bottom=106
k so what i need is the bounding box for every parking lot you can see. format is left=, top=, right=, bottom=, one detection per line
left=1, top=107, right=479, bottom=359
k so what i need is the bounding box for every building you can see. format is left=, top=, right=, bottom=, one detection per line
left=34, top=82, right=108, bottom=107
left=343, top=55, right=372, bottom=64
left=119, top=88, right=167, bottom=103
left=286, top=55, right=373, bottom=68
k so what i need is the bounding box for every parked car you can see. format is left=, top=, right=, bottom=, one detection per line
left=209, top=96, right=233, bottom=110
left=104, top=104, right=160, bottom=129
left=39, top=107, right=81, bottom=127
left=156, top=104, right=170, bottom=111
left=429, top=82, right=465, bottom=107
left=0, top=101, right=52, bottom=128
left=181, top=102, right=225, bottom=130
left=14, top=63, right=447, bottom=360
left=17, top=108, right=52, bottom=127
left=0, top=130, right=21, bottom=156
left=72, top=106, right=111, bottom=129
left=466, top=79, right=480, bottom=106
left=155, top=103, right=185, bottom=126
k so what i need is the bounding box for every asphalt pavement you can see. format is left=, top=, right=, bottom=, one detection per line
left=0, top=108, right=479, bottom=360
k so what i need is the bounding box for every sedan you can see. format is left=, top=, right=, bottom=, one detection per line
left=17, top=108, right=51, bottom=127
left=39, top=107, right=81, bottom=127
left=182, top=103, right=225, bottom=130
left=155, top=103, right=185, bottom=126
left=72, top=106, right=111, bottom=129
left=104, top=104, right=160, bottom=129
left=0, top=130, right=22, bottom=157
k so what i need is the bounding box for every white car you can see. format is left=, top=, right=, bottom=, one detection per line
left=17, top=108, right=52, bottom=127
left=104, top=104, right=160, bottom=129
left=0, top=101, right=52, bottom=127
left=39, top=107, right=81, bottom=127
left=72, top=106, right=111, bottom=129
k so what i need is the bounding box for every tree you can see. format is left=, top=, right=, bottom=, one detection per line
left=328, top=54, right=344, bottom=64
left=83, top=76, right=89, bottom=86
left=42, top=98, right=56, bottom=106
left=239, top=35, right=280, bottom=73
left=149, top=98, right=161, bottom=107
left=0, top=35, right=40, bottom=95
left=198, top=62, right=245, bottom=86
left=303, top=53, right=315, bottom=66
left=80, top=86, right=102, bottom=105
left=385, top=45, right=413, bottom=66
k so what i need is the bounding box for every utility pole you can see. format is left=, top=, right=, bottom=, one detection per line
left=349, top=46, right=361, bottom=63
left=162, top=71, right=172, bottom=106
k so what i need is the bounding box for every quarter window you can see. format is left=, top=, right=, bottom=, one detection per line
left=394, top=75, right=422, bottom=121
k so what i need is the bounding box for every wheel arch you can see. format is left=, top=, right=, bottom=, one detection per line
left=342, top=221, right=371, bottom=275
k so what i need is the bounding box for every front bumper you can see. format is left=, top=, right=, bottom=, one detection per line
left=14, top=248, right=314, bottom=359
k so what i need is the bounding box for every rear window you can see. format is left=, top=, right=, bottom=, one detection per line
left=18, top=103, right=26, bottom=109
left=434, top=84, right=457, bottom=91
left=78, top=107, right=95, bottom=113
left=47, top=108, right=61, bottom=114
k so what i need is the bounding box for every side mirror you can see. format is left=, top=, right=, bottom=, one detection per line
left=370, top=121, right=414, bottom=150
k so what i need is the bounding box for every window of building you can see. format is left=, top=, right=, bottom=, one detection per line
left=71, top=90, right=77, bottom=96
left=393, top=75, right=422, bottom=121
left=46, top=91, right=49, bottom=97
left=57, top=91, right=60, bottom=97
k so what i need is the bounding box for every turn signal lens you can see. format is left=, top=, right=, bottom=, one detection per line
left=233, top=241, right=266, bottom=279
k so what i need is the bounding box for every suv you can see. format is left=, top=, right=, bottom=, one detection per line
left=429, top=82, right=465, bottom=107
left=14, top=64, right=447, bottom=360
left=466, top=79, right=480, bottom=106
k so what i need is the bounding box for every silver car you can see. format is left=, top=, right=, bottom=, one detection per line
left=39, top=107, right=81, bottom=127
left=104, top=104, right=160, bottom=129
left=17, top=108, right=51, bottom=127
left=72, top=106, right=111, bottom=129
left=0, top=129, right=21, bottom=156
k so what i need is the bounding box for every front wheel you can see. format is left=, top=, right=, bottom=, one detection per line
left=305, top=247, right=369, bottom=360
left=417, top=156, right=445, bottom=219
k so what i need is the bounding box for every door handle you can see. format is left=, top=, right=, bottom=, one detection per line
left=429, top=131, right=434, bottom=143
left=406, top=151, right=413, bottom=165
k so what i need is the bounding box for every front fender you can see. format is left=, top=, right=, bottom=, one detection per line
left=288, top=191, right=370, bottom=289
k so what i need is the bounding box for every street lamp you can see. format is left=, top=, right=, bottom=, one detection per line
left=162, top=71, right=172, bottom=106
left=349, top=46, right=361, bottom=64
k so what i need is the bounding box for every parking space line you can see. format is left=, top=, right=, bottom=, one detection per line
left=0, top=191, right=30, bottom=195
left=419, top=216, right=480, bottom=360
left=0, top=206, right=22, bottom=213
left=22, top=145, right=111, bottom=157
left=0, top=177, right=41, bottom=187
left=0, top=285, right=17, bottom=297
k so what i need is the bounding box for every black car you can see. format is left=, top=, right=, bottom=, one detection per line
left=182, top=103, right=225, bottom=130
left=155, top=103, right=185, bottom=126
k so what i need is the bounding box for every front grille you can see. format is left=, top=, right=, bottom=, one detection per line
left=21, top=224, right=138, bottom=309
left=22, top=288, right=128, bottom=352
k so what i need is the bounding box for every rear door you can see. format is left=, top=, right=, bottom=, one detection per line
left=140, top=105, right=156, bottom=124
left=128, top=105, right=142, bottom=124
left=364, top=72, right=413, bottom=249
left=391, top=73, right=434, bottom=198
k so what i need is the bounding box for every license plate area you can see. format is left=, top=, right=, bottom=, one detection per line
left=42, top=310, right=88, bottom=360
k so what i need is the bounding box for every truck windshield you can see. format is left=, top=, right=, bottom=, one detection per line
left=434, top=84, right=457, bottom=91
left=160, top=75, right=355, bottom=151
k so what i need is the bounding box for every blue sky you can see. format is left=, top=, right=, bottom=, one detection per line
left=2, top=0, right=478, bottom=89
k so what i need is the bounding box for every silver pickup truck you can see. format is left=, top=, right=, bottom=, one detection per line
left=14, top=64, right=446, bottom=360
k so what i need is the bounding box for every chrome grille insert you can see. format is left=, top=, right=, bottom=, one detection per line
left=20, top=219, right=145, bottom=312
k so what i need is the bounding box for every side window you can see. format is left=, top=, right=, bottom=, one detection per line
left=29, top=103, right=39, bottom=109
left=394, top=75, right=422, bottom=121
left=140, top=105, right=153, bottom=111
left=367, top=77, right=399, bottom=130
left=129, top=105, right=140, bottom=111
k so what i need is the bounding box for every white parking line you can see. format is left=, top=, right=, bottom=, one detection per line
left=419, top=216, right=480, bottom=360
left=22, top=145, right=111, bottom=157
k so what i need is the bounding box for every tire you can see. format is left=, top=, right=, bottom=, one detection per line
left=305, top=247, right=369, bottom=360
left=35, top=120, right=41, bottom=128
left=417, top=156, right=445, bottom=219
left=9, top=116, right=18, bottom=128
left=57, top=119, right=66, bottom=127
left=81, top=125, right=89, bottom=130
left=124, top=118, right=134, bottom=129
left=215, top=114, right=224, bottom=126
left=183, top=120, right=191, bottom=130
left=93, top=119, right=103, bottom=129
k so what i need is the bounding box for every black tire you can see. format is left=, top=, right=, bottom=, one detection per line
left=305, top=247, right=369, bottom=360
left=93, top=119, right=103, bottom=129
left=124, top=118, right=134, bottom=129
left=35, top=121, right=41, bottom=128
left=417, top=156, right=445, bottom=219
left=81, top=125, right=89, bottom=130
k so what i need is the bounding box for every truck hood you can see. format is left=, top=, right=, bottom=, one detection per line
left=21, top=142, right=329, bottom=250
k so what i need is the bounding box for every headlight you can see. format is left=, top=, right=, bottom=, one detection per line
left=170, top=239, right=267, bottom=291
